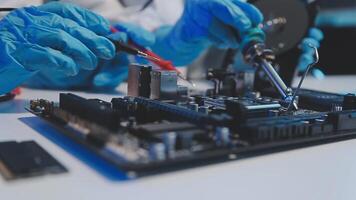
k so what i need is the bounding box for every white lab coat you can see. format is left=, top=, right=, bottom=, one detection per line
left=1, top=0, right=184, bottom=31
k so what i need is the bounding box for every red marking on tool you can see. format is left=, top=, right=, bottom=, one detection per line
left=110, top=26, right=179, bottom=73
left=11, top=87, right=21, bottom=95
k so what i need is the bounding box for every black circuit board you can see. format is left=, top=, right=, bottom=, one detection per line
left=28, top=90, right=356, bottom=177
left=0, top=141, right=67, bottom=180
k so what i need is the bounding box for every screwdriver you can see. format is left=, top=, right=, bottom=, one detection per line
left=110, top=26, right=195, bottom=87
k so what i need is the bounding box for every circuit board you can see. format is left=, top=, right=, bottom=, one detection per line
left=28, top=71, right=356, bottom=177
left=25, top=0, right=339, bottom=179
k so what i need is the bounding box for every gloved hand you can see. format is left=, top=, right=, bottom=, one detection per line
left=92, top=23, right=155, bottom=90
left=296, top=28, right=325, bottom=79
left=25, top=22, right=155, bottom=90
left=0, top=2, right=115, bottom=93
left=151, top=0, right=265, bottom=66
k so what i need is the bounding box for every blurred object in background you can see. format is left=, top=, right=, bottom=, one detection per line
left=316, top=0, right=356, bottom=75
left=318, top=0, right=356, bottom=9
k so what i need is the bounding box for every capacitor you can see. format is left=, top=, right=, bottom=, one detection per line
left=163, top=132, right=177, bottom=158
left=215, top=127, right=230, bottom=146
left=149, top=143, right=166, bottom=161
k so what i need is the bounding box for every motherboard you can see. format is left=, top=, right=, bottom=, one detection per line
left=28, top=63, right=356, bottom=178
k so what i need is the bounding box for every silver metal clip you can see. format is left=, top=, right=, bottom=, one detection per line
left=286, top=44, right=320, bottom=111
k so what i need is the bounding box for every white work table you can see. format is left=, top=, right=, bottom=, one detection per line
left=1, top=76, right=356, bottom=200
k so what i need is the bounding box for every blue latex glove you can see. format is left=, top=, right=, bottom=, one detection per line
left=151, top=0, right=265, bottom=66
left=0, top=2, right=115, bottom=93
left=296, top=28, right=325, bottom=80
left=92, top=23, right=155, bottom=90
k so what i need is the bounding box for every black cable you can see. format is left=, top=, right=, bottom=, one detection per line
left=0, top=8, right=15, bottom=12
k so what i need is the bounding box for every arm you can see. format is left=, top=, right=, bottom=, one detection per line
left=150, top=0, right=265, bottom=66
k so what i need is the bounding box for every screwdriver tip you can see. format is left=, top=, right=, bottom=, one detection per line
left=137, top=51, right=161, bottom=62
left=147, top=55, right=161, bottom=62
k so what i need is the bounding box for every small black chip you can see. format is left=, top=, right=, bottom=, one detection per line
left=0, top=141, right=67, bottom=180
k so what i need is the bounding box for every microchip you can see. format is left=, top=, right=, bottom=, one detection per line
left=0, top=141, right=67, bottom=180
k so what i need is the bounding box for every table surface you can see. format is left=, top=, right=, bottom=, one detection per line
left=1, top=75, right=356, bottom=200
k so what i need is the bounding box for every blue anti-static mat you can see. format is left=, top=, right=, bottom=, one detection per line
left=19, top=116, right=129, bottom=181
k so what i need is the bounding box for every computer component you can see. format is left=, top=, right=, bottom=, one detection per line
left=28, top=81, right=356, bottom=178
left=0, top=141, right=67, bottom=180
left=128, top=64, right=152, bottom=98
left=26, top=0, right=356, bottom=179
left=150, top=70, right=178, bottom=100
